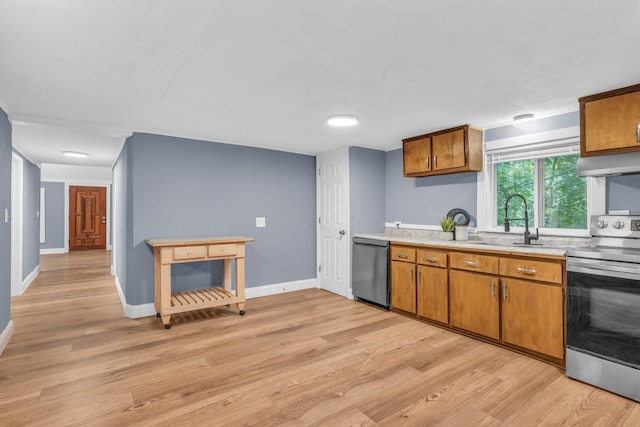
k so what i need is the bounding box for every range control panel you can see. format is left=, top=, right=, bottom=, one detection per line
left=591, top=215, right=640, bottom=238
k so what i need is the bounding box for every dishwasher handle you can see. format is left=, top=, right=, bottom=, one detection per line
left=352, top=237, right=389, bottom=248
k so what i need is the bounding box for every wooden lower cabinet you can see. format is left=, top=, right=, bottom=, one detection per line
left=501, top=278, right=564, bottom=359
left=417, top=265, right=448, bottom=323
left=391, top=260, right=416, bottom=313
left=389, top=243, right=566, bottom=365
left=449, top=270, right=500, bottom=340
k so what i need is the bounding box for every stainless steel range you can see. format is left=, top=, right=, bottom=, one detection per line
left=566, top=215, right=640, bottom=402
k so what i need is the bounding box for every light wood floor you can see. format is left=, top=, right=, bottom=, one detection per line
left=1, top=250, right=638, bottom=426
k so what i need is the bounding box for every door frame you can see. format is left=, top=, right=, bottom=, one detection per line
left=11, top=153, right=23, bottom=296
left=64, top=181, right=111, bottom=252
left=316, top=147, right=351, bottom=299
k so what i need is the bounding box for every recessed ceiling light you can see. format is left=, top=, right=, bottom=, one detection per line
left=63, top=151, right=89, bottom=158
left=327, top=115, right=358, bottom=127
left=513, top=113, right=535, bottom=129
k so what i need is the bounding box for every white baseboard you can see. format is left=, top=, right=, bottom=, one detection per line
left=20, top=265, right=40, bottom=294
left=116, top=278, right=318, bottom=319
left=0, top=320, right=14, bottom=357
left=40, top=248, right=66, bottom=255
left=245, top=278, right=317, bottom=299
left=114, top=276, right=156, bottom=319
left=12, top=265, right=39, bottom=296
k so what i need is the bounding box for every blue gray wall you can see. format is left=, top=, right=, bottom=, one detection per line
left=115, top=133, right=316, bottom=306
left=607, top=175, right=640, bottom=215
left=40, top=181, right=65, bottom=250
left=349, top=146, right=386, bottom=234
left=0, top=108, right=11, bottom=335
left=385, top=149, right=478, bottom=226
left=20, top=157, right=40, bottom=279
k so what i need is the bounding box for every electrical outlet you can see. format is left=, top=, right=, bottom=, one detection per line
left=256, top=217, right=266, bottom=228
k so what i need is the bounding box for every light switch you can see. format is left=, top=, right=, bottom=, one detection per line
left=256, top=217, right=266, bottom=228
left=4, top=209, right=8, bottom=224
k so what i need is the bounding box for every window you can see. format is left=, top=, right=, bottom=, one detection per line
left=478, top=126, right=604, bottom=236
left=496, top=154, right=587, bottom=230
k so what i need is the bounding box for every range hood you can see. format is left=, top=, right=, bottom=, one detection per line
left=577, top=151, right=640, bottom=177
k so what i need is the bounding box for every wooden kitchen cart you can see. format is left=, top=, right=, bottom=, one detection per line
left=145, top=236, right=255, bottom=329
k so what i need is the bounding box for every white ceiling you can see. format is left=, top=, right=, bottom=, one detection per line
left=1, top=1, right=639, bottom=168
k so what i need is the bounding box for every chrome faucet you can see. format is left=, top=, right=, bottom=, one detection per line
left=504, top=193, right=539, bottom=245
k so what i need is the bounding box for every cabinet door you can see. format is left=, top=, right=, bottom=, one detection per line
left=449, top=270, right=499, bottom=340
left=403, top=137, right=431, bottom=175
left=502, top=278, right=564, bottom=359
left=391, top=261, right=416, bottom=313
left=417, top=265, right=448, bottom=323
left=584, top=90, right=640, bottom=154
left=432, top=129, right=466, bottom=171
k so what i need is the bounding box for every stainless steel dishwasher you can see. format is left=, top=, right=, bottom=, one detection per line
left=352, top=237, right=389, bottom=309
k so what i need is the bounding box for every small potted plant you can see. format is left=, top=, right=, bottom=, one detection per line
left=439, top=216, right=456, bottom=241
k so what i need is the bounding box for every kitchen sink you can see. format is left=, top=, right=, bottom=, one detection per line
left=453, top=240, right=488, bottom=244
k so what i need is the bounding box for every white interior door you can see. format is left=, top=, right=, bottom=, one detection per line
left=317, top=148, right=350, bottom=297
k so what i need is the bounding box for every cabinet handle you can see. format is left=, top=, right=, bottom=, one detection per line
left=397, top=253, right=408, bottom=259
left=434, top=156, right=437, bottom=169
left=423, top=256, right=438, bottom=263
left=516, top=267, right=537, bottom=275
left=637, top=122, right=640, bottom=142
left=491, top=281, right=495, bottom=298
left=426, top=157, right=430, bottom=169
left=503, top=282, right=508, bottom=300
left=417, top=270, right=421, bottom=281
left=463, top=260, right=479, bottom=267
left=410, top=269, right=414, bottom=281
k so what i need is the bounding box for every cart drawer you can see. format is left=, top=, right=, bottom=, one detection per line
left=208, top=244, right=241, bottom=258
left=173, top=246, right=206, bottom=260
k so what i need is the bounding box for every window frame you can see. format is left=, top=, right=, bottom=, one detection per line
left=477, top=125, right=605, bottom=237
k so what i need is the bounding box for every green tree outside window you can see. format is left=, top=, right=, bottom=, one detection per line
left=496, top=154, right=586, bottom=230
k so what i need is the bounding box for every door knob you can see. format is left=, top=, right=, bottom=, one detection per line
left=339, top=230, right=346, bottom=236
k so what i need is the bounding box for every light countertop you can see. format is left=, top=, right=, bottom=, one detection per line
left=354, top=232, right=574, bottom=257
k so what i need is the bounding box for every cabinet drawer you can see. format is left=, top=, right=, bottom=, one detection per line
left=173, top=246, right=206, bottom=260
left=499, top=258, right=563, bottom=284
left=391, top=246, right=416, bottom=262
left=417, top=249, right=447, bottom=268
left=208, top=244, right=239, bottom=258
left=449, top=252, right=498, bottom=275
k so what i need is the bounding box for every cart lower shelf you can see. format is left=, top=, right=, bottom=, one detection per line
left=172, top=287, right=235, bottom=308
left=158, top=287, right=246, bottom=328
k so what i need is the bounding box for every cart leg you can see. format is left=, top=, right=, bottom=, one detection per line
left=237, top=302, right=246, bottom=315
left=161, top=314, right=172, bottom=328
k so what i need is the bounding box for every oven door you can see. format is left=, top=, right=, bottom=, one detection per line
left=567, top=257, right=640, bottom=368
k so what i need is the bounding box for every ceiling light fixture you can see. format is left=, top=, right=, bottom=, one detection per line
left=327, top=115, right=358, bottom=127
left=513, top=113, right=535, bottom=129
left=62, top=151, right=89, bottom=158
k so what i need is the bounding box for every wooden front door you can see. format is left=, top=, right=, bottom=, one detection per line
left=69, top=186, right=107, bottom=251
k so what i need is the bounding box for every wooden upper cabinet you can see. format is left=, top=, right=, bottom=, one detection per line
left=403, top=137, right=431, bottom=175
left=580, top=84, right=640, bottom=156
left=432, top=129, right=466, bottom=171
left=402, top=124, right=483, bottom=177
